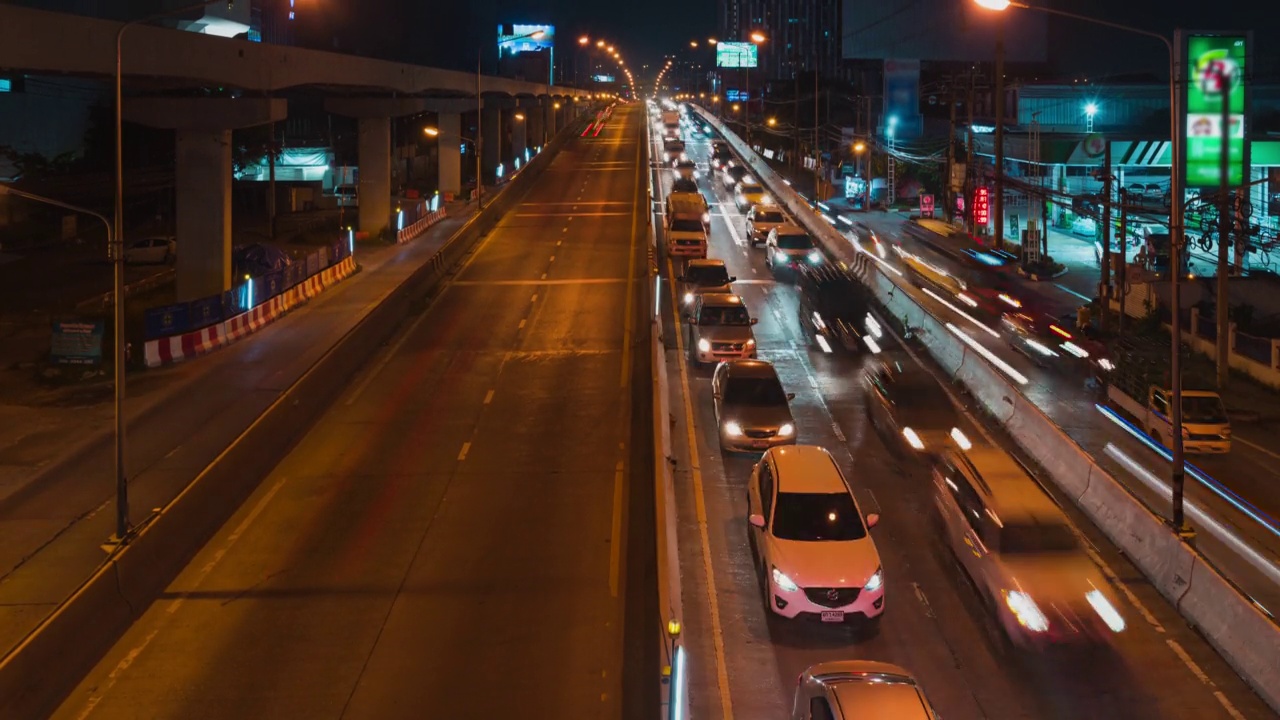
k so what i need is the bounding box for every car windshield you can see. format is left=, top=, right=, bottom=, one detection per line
left=1184, top=396, right=1229, bottom=424
left=729, top=167, right=748, bottom=180
left=698, top=306, right=751, bottom=325
left=724, top=376, right=788, bottom=407
left=999, top=522, right=1080, bottom=555
left=671, top=219, right=704, bottom=232
left=777, top=233, right=813, bottom=250
left=757, top=211, right=785, bottom=223
left=740, top=184, right=763, bottom=195
left=772, top=492, right=867, bottom=541
left=687, top=265, right=730, bottom=286
left=672, top=179, right=699, bottom=192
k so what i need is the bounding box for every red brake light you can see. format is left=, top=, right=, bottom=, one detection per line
left=1049, top=324, right=1072, bottom=339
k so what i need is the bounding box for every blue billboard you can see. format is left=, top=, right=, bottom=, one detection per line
left=497, top=24, right=555, bottom=56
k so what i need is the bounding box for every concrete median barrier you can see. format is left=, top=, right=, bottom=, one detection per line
left=0, top=108, right=597, bottom=720
left=691, top=104, right=1280, bottom=714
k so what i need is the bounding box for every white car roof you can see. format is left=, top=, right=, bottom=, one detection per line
left=768, top=445, right=845, bottom=494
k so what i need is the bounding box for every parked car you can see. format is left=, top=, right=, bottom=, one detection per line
left=124, top=236, right=175, bottom=264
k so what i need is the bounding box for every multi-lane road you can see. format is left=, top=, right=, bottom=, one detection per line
left=50, top=105, right=654, bottom=719
left=654, top=112, right=1275, bottom=719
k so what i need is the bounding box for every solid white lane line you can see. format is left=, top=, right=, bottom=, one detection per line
left=1237, top=436, right=1280, bottom=461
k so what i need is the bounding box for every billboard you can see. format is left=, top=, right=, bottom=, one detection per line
left=842, top=0, right=1045, bottom=62
left=716, top=42, right=758, bottom=69
left=1183, top=33, right=1248, bottom=189
left=497, top=23, right=555, bottom=56
left=884, top=59, right=922, bottom=138
left=592, top=74, right=616, bottom=83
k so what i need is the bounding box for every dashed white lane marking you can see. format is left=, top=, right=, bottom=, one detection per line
left=541, top=272, right=548, bottom=280
left=518, top=319, right=527, bottom=329
left=609, top=460, right=625, bottom=598
left=457, top=442, right=472, bottom=461
left=912, top=582, right=936, bottom=619
left=531, top=294, right=538, bottom=302
left=1054, top=282, right=1092, bottom=302
left=484, top=389, right=495, bottom=404
left=550, top=255, right=556, bottom=262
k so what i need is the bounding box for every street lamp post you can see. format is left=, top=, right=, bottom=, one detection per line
left=745, top=32, right=766, bottom=144
left=113, top=0, right=234, bottom=543
left=974, top=0, right=1191, bottom=533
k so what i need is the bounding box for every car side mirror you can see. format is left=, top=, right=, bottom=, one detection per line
left=750, top=318, right=759, bottom=325
left=729, top=276, right=737, bottom=282
left=786, top=392, right=796, bottom=401
left=749, top=514, right=766, bottom=529
left=866, top=513, right=880, bottom=528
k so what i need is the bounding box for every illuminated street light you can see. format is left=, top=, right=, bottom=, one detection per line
left=973, top=0, right=1012, bottom=8
left=853, top=141, right=866, bottom=152
left=690, top=40, right=698, bottom=48
left=597, top=39, right=606, bottom=48
left=1085, top=102, right=1098, bottom=117
left=423, top=127, right=439, bottom=136
left=750, top=31, right=766, bottom=43
left=579, top=35, right=589, bottom=46
left=767, top=117, right=777, bottom=126
left=708, top=38, right=718, bottom=45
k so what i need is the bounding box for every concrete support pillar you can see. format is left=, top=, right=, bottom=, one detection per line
left=481, top=105, right=502, bottom=183
left=357, top=116, right=392, bottom=239
left=511, top=109, right=528, bottom=169
left=175, top=129, right=232, bottom=301
left=124, top=97, right=285, bottom=303
left=437, top=112, right=462, bottom=196
left=525, top=99, right=545, bottom=150
left=545, top=100, right=558, bottom=138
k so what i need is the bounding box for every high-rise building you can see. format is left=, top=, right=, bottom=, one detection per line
left=717, top=0, right=842, bottom=80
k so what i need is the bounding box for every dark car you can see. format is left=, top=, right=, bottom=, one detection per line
left=712, top=359, right=797, bottom=452
left=721, top=164, right=750, bottom=189
left=671, top=177, right=700, bottom=194
left=678, top=258, right=736, bottom=306
left=864, top=352, right=968, bottom=456
left=711, top=145, right=734, bottom=169
left=796, top=265, right=878, bottom=354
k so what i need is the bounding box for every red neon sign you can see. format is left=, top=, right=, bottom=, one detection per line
left=973, top=186, right=990, bottom=227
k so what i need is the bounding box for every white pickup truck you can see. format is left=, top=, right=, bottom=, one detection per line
left=1107, top=380, right=1231, bottom=454
left=665, top=191, right=710, bottom=259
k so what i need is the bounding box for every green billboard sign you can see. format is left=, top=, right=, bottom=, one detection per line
left=1185, top=34, right=1246, bottom=188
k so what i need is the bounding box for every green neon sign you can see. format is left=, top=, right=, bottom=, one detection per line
left=1185, top=34, right=1246, bottom=188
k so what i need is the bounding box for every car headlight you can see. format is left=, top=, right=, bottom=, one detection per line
left=1004, top=590, right=1049, bottom=632
left=771, top=566, right=799, bottom=592
left=863, top=567, right=883, bottom=592
left=724, top=420, right=743, bottom=437
left=807, top=250, right=822, bottom=264
left=774, top=251, right=788, bottom=264
left=683, top=292, right=694, bottom=305
left=901, top=427, right=925, bottom=450
left=697, top=338, right=711, bottom=352
left=1086, top=589, right=1126, bottom=633
left=745, top=338, right=756, bottom=348
left=778, top=423, right=794, bottom=436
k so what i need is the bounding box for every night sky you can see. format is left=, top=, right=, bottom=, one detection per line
left=334, top=0, right=1269, bottom=84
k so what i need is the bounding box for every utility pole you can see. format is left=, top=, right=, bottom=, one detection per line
left=1118, top=187, right=1128, bottom=338
left=1100, top=141, right=1112, bottom=332
left=1216, top=64, right=1232, bottom=390
left=966, top=72, right=976, bottom=234
left=993, top=17, right=1006, bottom=248
left=946, top=77, right=957, bottom=224
left=267, top=119, right=277, bottom=240
left=813, top=69, right=821, bottom=198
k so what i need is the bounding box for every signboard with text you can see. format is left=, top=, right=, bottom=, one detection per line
left=919, top=194, right=935, bottom=218
left=497, top=24, right=555, bottom=56
left=1183, top=33, right=1249, bottom=188
left=716, top=42, right=758, bottom=69
left=973, top=186, right=990, bottom=229
left=50, top=319, right=104, bottom=366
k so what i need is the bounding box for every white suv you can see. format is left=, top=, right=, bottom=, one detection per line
left=792, top=661, right=939, bottom=720
left=748, top=445, right=884, bottom=627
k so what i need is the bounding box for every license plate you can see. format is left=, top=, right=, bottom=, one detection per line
left=820, top=611, right=845, bottom=623
left=751, top=439, right=769, bottom=448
